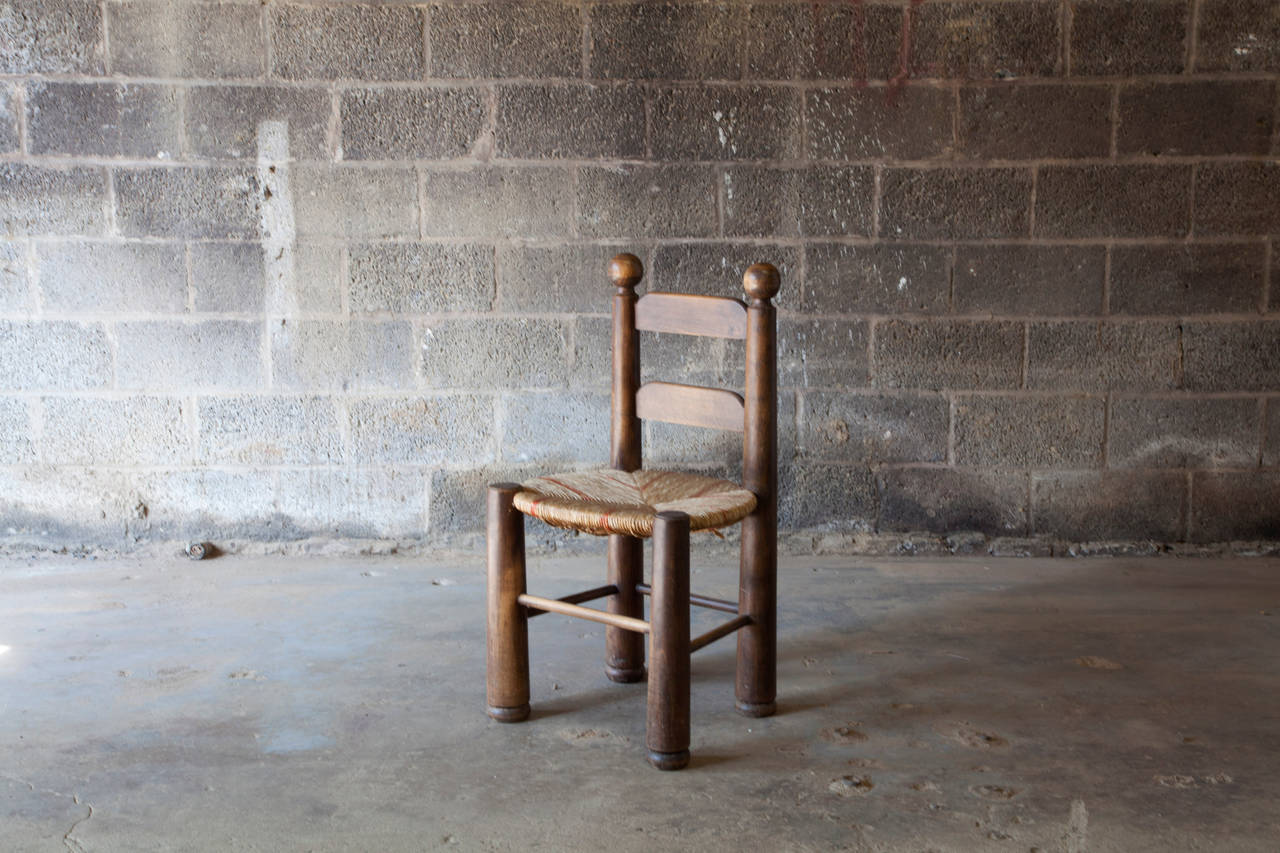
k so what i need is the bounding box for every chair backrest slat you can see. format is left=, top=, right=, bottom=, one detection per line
left=635, top=292, right=748, bottom=339
left=636, top=381, right=745, bottom=432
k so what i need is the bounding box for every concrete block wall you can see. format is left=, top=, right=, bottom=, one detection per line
left=0, top=0, right=1278, bottom=553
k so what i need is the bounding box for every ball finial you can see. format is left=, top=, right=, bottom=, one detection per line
left=608, top=253, right=643, bottom=289
left=743, top=263, right=780, bottom=301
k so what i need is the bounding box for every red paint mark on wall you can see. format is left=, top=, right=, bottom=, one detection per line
left=886, top=0, right=925, bottom=105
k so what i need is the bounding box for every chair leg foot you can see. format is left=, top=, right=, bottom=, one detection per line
left=734, top=699, right=777, bottom=718
left=646, top=748, right=691, bottom=771
left=605, top=664, right=646, bottom=684
left=487, top=703, right=531, bottom=723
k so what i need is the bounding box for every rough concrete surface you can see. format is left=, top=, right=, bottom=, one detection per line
left=2, top=551, right=1278, bottom=851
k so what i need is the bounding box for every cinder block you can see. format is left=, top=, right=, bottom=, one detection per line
left=430, top=2, right=581, bottom=78
left=1266, top=401, right=1280, bottom=467
left=193, top=241, right=340, bottom=314
left=497, top=84, right=644, bottom=160
left=41, top=396, right=190, bottom=466
left=804, top=243, right=950, bottom=315
left=496, top=244, right=623, bottom=313
left=569, top=316, right=611, bottom=392
left=342, top=88, right=487, bottom=160
left=1035, top=165, right=1190, bottom=238
left=1, top=241, right=31, bottom=312
left=723, top=166, right=875, bottom=238
left=115, top=167, right=260, bottom=240
left=27, top=82, right=179, bottom=158
left=0, top=467, right=133, bottom=545
left=1110, top=397, right=1259, bottom=469
left=421, top=318, right=568, bottom=390
left=874, top=320, right=1022, bottom=390
left=780, top=462, right=877, bottom=530
left=1069, top=0, right=1188, bottom=76
left=1195, top=0, right=1280, bottom=72
left=423, top=167, right=572, bottom=239
left=108, top=1, right=260, bottom=78
left=271, top=320, right=415, bottom=391
left=271, top=5, right=423, bottom=80
left=808, top=86, right=954, bottom=161
left=880, top=168, right=1031, bottom=240
left=879, top=468, right=1028, bottom=535
left=953, top=246, right=1105, bottom=316
left=643, top=418, right=743, bottom=473
left=956, top=395, right=1105, bottom=467
left=0, top=397, right=33, bottom=463
left=132, top=469, right=277, bottom=542
left=1190, top=472, right=1280, bottom=542
left=36, top=241, right=185, bottom=314
left=1033, top=471, right=1184, bottom=542
left=0, top=321, right=111, bottom=390
left=588, top=3, right=743, bottom=80
left=116, top=320, right=262, bottom=391
left=293, top=166, right=418, bottom=240
left=0, top=164, right=107, bottom=236
left=276, top=468, right=426, bottom=541
left=779, top=319, right=871, bottom=388
left=191, top=242, right=259, bottom=313
left=649, top=242, right=800, bottom=311
left=0, top=0, right=102, bottom=74
left=198, top=396, right=341, bottom=465
left=0, top=86, right=18, bottom=152
left=1194, top=163, right=1280, bottom=236
left=349, top=243, right=493, bottom=314
left=349, top=395, right=494, bottom=465
left=185, top=86, right=332, bottom=161
left=1182, top=321, right=1280, bottom=392
left=957, top=84, right=1111, bottom=159
left=911, top=1, right=1062, bottom=78
left=745, top=3, right=903, bottom=81
left=577, top=165, right=718, bottom=239
left=641, top=329, right=729, bottom=387
left=1027, top=322, right=1179, bottom=391
left=651, top=85, right=802, bottom=160
left=502, top=392, right=609, bottom=465
left=1110, top=243, right=1265, bottom=316
left=801, top=391, right=946, bottom=463
left=1118, top=81, right=1275, bottom=157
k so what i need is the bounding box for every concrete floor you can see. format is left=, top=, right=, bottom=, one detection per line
left=1, top=551, right=1278, bottom=852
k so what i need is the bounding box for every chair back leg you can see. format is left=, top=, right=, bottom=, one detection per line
left=606, top=534, right=646, bottom=682
left=486, top=483, right=531, bottom=722
left=646, top=511, right=691, bottom=770
left=735, top=508, right=777, bottom=717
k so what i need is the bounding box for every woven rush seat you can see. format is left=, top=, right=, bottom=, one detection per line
left=514, top=469, right=757, bottom=538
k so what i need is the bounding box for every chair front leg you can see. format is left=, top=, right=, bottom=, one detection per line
left=606, top=534, right=646, bottom=683
left=646, top=511, right=691, bottom=770
left=486, top=483, right=530, bottom=722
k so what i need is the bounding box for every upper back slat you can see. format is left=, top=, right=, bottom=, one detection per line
left=634, top=292, right=748, bottom=339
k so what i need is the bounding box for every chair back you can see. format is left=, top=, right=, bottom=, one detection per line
left=606, top=253, right=779, bottom=512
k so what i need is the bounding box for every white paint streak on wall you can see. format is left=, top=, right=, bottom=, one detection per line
left=257, top=120, right=297, bottom=318
left=1065, top=798, right=1088, bottom=853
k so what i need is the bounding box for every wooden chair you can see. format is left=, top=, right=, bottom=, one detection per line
left=485, top=253, right=779, bottom=770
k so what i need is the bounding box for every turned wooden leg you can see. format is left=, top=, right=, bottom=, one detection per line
left=606, top=534, right=646, bottom=683
left=646, top=511, right=691, bottom=770
left=486, top=483, right=530, bottom=723
left=735, top=508, right=777, bottom=718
